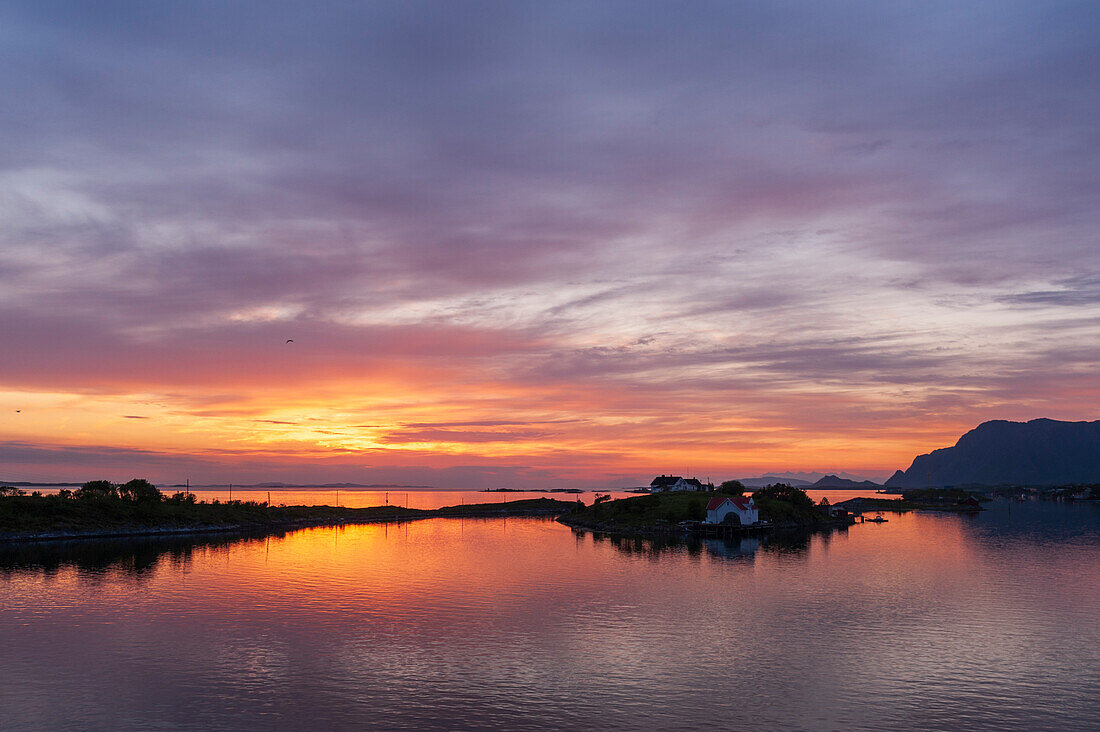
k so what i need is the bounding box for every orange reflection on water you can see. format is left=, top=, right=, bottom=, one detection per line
left=3, top=500, right=1099, bottom=731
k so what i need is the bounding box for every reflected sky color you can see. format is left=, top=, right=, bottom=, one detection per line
left=2, top=2, right=1099, bottom=486
left=172, top=487, right=896, bottom=509
left=1, top=502, right=1098, bottom=729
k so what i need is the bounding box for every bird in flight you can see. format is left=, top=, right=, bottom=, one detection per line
left=286, top=339, right=294, bottom=344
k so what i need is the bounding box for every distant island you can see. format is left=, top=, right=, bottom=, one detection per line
left=886, top=418, right=1100, bottom=488
left=810, top=475, right=882, bottom=489
left=170, top=482, right=437, bottom=490
left=736, top=474, right=881, bottom=488
left=0, top=481, right=438, bottom=490
left=482, top=487, right=584, bottom=494
left=737, top=476, right=815, bottom=487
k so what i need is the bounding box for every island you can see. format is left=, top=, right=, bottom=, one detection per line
left=0, top=481, right=575, bottom=543
left=557, top=484, right=855, bottom=538
left=834, top=488, right=987, bottom=514
left=481, top=487, right=584, bottom=493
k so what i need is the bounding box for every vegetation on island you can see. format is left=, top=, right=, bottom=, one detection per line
left=718, top=480, right=745, bottom=495
left=561, top=483, right=831, bottom=534
left=832, top=487, right=988, bottom=513
left=0, top=480, right=576, bottom=541
left=750, top=483, right=820, bottom=523
left=899, top=488, right=984, bottom=504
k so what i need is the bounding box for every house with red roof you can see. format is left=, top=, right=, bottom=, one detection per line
left=705, top=495, right=758, bottom=525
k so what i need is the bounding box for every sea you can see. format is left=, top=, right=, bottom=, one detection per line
left=1, top=490, right=1097, bottom=730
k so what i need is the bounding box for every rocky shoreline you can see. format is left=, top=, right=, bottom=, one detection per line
left=556, top=513, right=855, bottom=539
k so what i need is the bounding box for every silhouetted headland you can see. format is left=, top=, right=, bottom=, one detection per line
left=886, top=418, right=1100, bottom=488
left=0, top=481, right=575, bottom=543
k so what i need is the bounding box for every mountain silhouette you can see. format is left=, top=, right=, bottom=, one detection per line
left=885, top=418, right=1100, bottom=487
left=812, top=475, right=881, bottom=488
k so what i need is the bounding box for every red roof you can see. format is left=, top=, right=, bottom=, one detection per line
left=706, top=496, right=754, bottom=511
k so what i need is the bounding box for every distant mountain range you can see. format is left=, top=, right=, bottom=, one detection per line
left=885, top=418, right=1100, bottom=488
left=739, top=476, right=814, bottom=487
left=810, top=475, right=881, bottom=488
left=739, top=473, right=880, bottom=488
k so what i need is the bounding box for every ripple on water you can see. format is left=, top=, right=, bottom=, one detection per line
left=1, top=501, right=1098, bottom=730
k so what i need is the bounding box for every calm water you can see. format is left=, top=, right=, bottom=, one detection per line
left=1, top=497, right=1097, bottom=731
left=33, top=487, right=898, bottom=509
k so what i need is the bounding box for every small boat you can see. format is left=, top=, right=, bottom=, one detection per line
left=866, top=515, right=888, bottom=523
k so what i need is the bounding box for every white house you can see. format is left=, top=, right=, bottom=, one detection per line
left=705, top=495, right=758, bottom=525
left=650, top=475, right=707, bottom=492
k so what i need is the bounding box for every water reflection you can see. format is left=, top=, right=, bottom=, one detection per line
left=702, top=536, right=760, bottom=558
left=1, top=506, right=1097, bottom=731
left=975, top=497, right=1100, bottom=542
left=581, top=525, right=849, bottom=562
left=0, top=532, right=279, bottom=579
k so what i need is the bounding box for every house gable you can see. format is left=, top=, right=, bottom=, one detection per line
left=705, top=494, right=758, bottom=525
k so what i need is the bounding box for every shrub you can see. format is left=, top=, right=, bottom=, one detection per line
left=119, top=478, right=163, bottom=503
left=718, top=480, right=745, bottom=495
left=76, top=480, right=118, bottom=499
left=752, top=483, right=819, bottom=524
left=753, top=483, right=814, bottom=511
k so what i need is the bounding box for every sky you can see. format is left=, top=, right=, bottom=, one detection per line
left=1, top=1, right=1099, bottom=488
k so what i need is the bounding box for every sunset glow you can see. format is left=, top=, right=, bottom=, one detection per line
left=2, top=2, right=1099, bottom=487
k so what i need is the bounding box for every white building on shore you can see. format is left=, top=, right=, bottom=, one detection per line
left=705, top=495, right=758, bottom=525
left=650, top=475, right=707, bottom=491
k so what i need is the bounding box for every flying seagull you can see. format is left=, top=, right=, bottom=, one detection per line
left=285, top=339, right=294, bottom=344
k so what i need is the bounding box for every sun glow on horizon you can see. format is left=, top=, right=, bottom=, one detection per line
left=3, top=2, right=1099, bottom=487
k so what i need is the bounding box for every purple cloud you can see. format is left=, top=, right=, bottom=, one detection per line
left=1, top=2, right=1099, bottom=483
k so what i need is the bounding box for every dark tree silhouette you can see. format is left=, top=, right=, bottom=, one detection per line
left=120, top=479, right=163, bottom=503
left=718, top=480, right=745, bottom=495
left=77, top=480, right=117, bottom=499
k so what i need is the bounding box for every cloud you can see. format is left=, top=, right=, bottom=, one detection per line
left=377, top=428, right=559, bottom=445
left=999, top=275, right=1100, bottom=307
left=1, top=2, right=1099, bottom=484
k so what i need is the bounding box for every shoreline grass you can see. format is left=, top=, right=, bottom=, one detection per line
left=0, top=486, right=577, bottom=543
